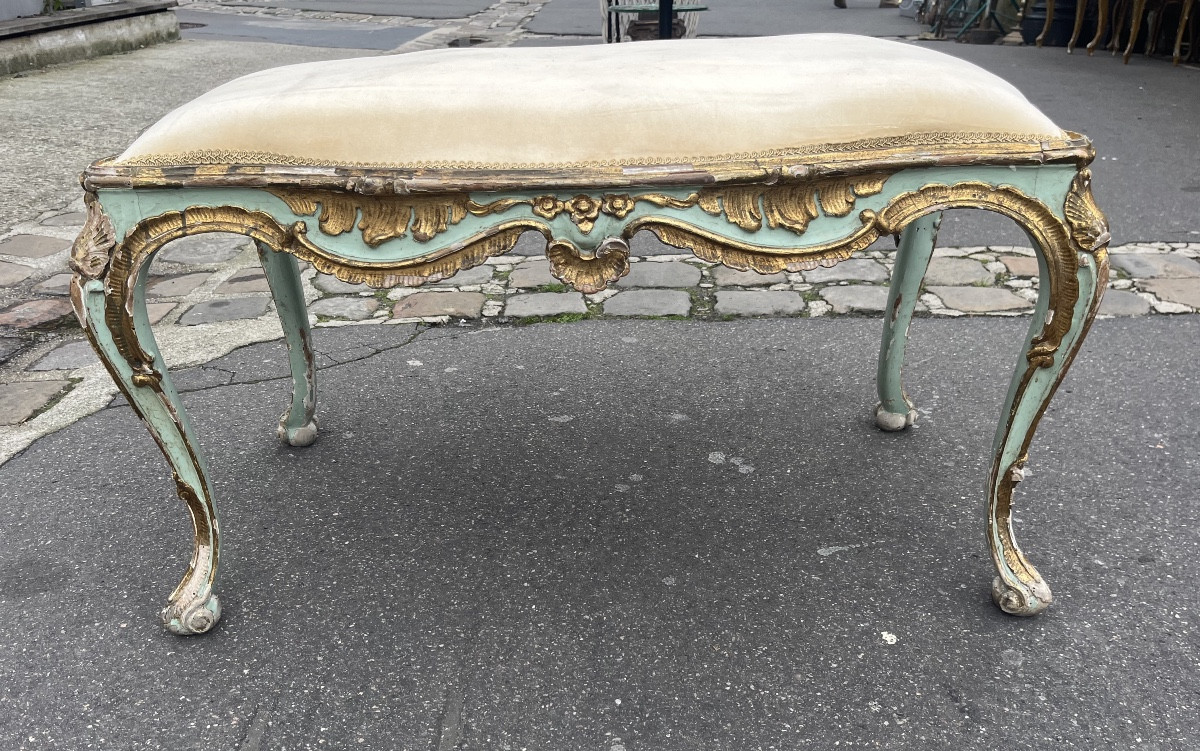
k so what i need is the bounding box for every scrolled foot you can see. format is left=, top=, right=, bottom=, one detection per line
left=162, top=592, right=222, bottom=635
left=277, top=415, right=318, bottom=447
left=991, top=576, right=1052, bottom=616
left=874, top=403, right=917, bottom=432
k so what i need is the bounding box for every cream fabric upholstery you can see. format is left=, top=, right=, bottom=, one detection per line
left=116, top=34, right=1065, bottom=168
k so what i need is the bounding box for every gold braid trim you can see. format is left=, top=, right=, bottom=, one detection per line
left=105, top=131, right=1069, bottom=170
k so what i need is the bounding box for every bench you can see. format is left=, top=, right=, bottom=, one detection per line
left=70, top=33, right=1110, bottom=635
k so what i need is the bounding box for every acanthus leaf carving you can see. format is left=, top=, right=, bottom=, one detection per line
left=639, top=211, right=880, bottom=275
left=695, top=173, right=889, bottom=235
left=268, top=188, right=474, bottom=247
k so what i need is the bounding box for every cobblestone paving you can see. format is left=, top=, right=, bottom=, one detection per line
left=4, top=200, right=1198, bottom=458
left=2, top=2, right=1199, bottom=458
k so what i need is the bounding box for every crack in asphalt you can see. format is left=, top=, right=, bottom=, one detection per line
left=113, top=323, right=435, bottom=401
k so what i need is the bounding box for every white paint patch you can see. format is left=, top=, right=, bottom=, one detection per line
left=817, top=546, right=852, bottom=557
left=614, top=484, right=630, bottom=492
left=708, top=451, right=726, bottom=464
left=669, top=413, right=690, bottom=422
left=0, top=314, right=289, bottom=465
left=881, top=631, right=898, bottom=645
left=629, top=474, right=643, bottom=482
left=407, top=359, right=423, bottom=367
left=547, top=415, right=574, bottom=423
left=737, top=465, right=755, bottom=474
left=444, top=367, right=458, bottom=373
left=662, top=576, right=677, bottom=586
left=729, top=456, right=745, bottom=465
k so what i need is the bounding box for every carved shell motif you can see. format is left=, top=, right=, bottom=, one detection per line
left=1063, top=169, right=1110, bottom=254
left=70, top=193, right=117, bottom=280
left=546, top=239, right=631, bottom=294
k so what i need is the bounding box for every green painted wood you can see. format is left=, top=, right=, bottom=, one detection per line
left=78, top=277, right=221, bottom=634
left=256, top=242, right=318, bottom=447
left=88, top=159, right=1103, bottom=629
left=97, top=166, right=1077, bottom=272
left=876, top=211, right=941, bottom=430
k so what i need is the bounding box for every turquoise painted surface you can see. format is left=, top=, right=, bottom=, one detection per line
left=257, top=244, right=317, bottom=444
left=876, top=212, right=940, bottom=423
left=95, top=165, right=1079, bottom=269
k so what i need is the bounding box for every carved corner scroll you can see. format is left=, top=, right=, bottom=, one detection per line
left=70, top=192, right=117, bottom=281
left=1064, top=168, right=1111, bottom=255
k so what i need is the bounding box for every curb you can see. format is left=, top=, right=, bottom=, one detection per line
left=0, top=0, right=179, bottom=77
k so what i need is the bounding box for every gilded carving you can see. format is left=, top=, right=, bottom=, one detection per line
left=263, top=174, right=891, bottom=255
left=70, top=192, right=117, bottom=280
left=269, top=188, right=471, bottom=247
left=73, top=152, right=1112, bottom=628
left=638, top=211, right=880, bottom=275
left=530, top=195, right=565, bottom=220
left=546, top=238, right=631, bottom=294
left=526, top=194, right=606, bottom=233
left=695, top=174, right=888, bottom=234
left=874, top=181, right=1080, bottom=371
left=601, top=194, right=636, bottom=219
left=296, top=224, right=530, bottom=288
left=1064, top=169, right=1110, bottom=253
left=484, top=192, right=690, bottom=234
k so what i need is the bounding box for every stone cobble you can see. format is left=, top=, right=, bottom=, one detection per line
left=604, top=289, right=692, bottom=317
left=5, top=199, right=1200, bottom=443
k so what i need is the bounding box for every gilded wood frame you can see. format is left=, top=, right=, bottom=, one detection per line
left=71, top=134, right=1109, bottom=633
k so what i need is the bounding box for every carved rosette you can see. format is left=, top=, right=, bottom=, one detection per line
left=524, top=193, right=644, bottom=233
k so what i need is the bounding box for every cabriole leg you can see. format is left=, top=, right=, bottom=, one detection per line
left=1087, top=0, right=1109, bottom=53
left=1036, top=0, right=1056, bottom=45
left=71, top=250, right=221, bottom=635
left=987, top=175, right=1109, bottom=616
left=1122, top=0, right=1147, bottom=62
left=1068, top=0, right=1088, bottom=51
left=876, top=212, right=941, bottom=431
left=256, top=242, right=318, bottom=447
left=1175, top=0, right=1195, bottom=64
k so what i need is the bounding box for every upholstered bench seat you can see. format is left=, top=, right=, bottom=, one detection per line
left=112, top=34, right=1063, bottom=169
left=71, top=34, right=1110, bottom=635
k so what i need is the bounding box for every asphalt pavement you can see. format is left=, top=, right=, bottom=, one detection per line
left=2, top=317, right=1199, bottom=749
left=1, top=1, right=1198, bottom=749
